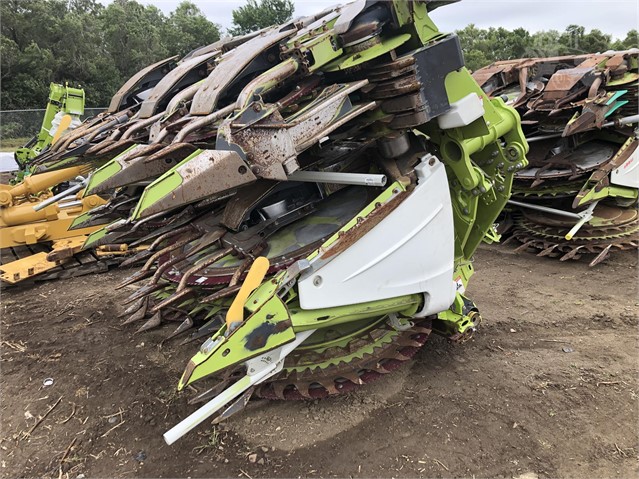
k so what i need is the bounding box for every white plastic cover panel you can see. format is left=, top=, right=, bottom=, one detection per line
left=437, top=93, right=485, bottom=130
left=611, top=146, right=639, bottom=188
left=298, top=157, right=456, bottom=315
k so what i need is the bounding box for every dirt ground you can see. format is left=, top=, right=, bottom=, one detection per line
left=1, top=244, right=637, bottom=479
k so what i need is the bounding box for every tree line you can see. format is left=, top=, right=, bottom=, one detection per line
left=457, top=24, right=638, bottom=71
left=1, top=0, right=636, bottom=110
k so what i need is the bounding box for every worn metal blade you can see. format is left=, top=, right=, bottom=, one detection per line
left=150, top=288, right=194, bottom=314
left=559, top=245, right=585, bottom=262
left=116, top=269, right=155, bottom=289
left=122, top=283, right=166, bottom=305
left=188, top=379, right=233, bottom=405
left=589, top=244, right=612, bottom=267
left=211, top=387, right=255, bottom=424
left=118, top=296, right=147, bottom=318
left=514, top=240, right=535, bottom=253
left=136, top=312, right=162, bottom=333
left=179, top=316, right=225, bottom=346
left=121, top=297, right=150, bottom=325
left=119, top=248, right=155, bottom=268
left=163, top=316, right=195, bottom=341
left=537, top=244, right=559, bottom=257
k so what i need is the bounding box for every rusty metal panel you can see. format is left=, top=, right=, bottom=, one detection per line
left=108, top=56, right=179, bottom=113
left=138, top=51, right=219, bottom=119
left=190, top=29, right=295, bottom=115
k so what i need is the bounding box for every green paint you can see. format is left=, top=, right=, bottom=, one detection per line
left=83, top=146, right=136, bottom=196
left=69, top=209, right=94, bottom=229
left=81, top=225, right=109, bottom=250
left=131, top=149, right=203, bottom=219
left=323, top=34, right=412, bottom=72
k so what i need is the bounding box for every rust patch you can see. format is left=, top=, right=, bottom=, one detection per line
left=320, top=191, right=407, bottom=260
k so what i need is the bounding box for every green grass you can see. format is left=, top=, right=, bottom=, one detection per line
left=0, top=137, right=30, bottom=152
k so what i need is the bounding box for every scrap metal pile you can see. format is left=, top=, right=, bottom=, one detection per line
left=6, top=0, right=530, bottom=442
left=474, top=51, right=639, bottom=266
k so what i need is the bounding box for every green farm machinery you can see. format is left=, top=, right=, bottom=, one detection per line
left=22, top=0, right=529, bottom=442
left=474, top=52, right=639, bottom=266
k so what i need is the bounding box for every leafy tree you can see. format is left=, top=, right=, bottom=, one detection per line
left=457, top=24, right=533, bottom=71
left=228, top=0, right=294, bottom=36
left=528, top=30, right=564, bottom=57
left=560, top=25, right=612, bottom=54
left=622, top=29, right=638, bottom=49
left=0, top=0, right=633, bottom=112
left=99, top=0, right=169, bottom=81
left=0, top=0, right=63, bottom=109
left=163, top=1, right=222, bottom=57
left=612, top=29, right=638, bottom=50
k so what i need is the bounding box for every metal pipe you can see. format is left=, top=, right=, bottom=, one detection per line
left=236, top=57, right=300, bottom=109
left=58, top=200, right=83, bottom=209
left=82, top=114, right=130, bottom=144
left=507, top=199, right=581, bottom=219
left=52, top=110, right=129, bottom=153
left=165, top=81, right=203, bottom=114
left=121, top=111, right=165, bottom=140
left=602, top=114, right=639, bottom=128
left=565, top=200, right=599, bottom=240
left=33, top=177, right=87, bottom=212
left=287, top=170, right=387, bottom=187
left=526, top=133, right=563, bottom=143
left=172, top=104, right=235, bottom=143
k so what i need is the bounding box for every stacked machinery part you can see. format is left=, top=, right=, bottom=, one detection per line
left=24, top=0, right=528, bottom=442
left=474, top=51, right=639, bottom=266
left=0, top=55, right=191, bottom=284
left=0, top=165, right=115, bottom=283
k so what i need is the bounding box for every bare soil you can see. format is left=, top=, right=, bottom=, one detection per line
left=1, top=245, right=637, bottom=479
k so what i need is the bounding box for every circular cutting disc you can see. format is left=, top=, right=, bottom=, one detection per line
left=163, top=186, right=372, bottom=286
left=515, top=141, right=616, bottom=181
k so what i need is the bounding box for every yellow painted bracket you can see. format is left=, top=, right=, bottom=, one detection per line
left=225, top=256, right=270, bottom=329
left=52, top=114, right=73, bottom=145
left=0, top=236, right=87, bottom=284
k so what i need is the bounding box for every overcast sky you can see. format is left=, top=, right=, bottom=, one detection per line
left=104, top=0, right=638, bottom=39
